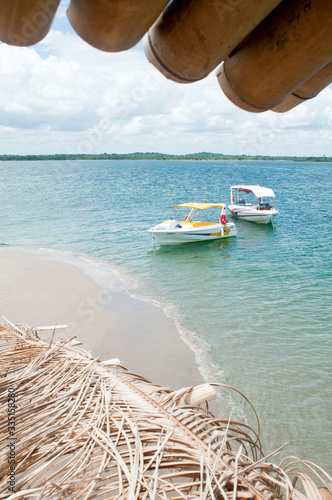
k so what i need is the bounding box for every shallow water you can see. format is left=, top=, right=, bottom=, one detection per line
left=0, top=159, right=331, bottom=471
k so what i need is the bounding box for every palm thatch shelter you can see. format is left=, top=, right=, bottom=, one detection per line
left=0, top=321, right=331, bottom=499
left=0, top=1, right=331, bottom=113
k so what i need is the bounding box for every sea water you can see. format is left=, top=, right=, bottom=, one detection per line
left=0, top=159, right=331, bottom=471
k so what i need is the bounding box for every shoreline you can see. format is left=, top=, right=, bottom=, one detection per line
left=0, top=155, right=331, bottom=162
left=0, top=247, right=203, bottom=389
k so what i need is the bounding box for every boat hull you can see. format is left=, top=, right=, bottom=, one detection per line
left=148, top=222, right=237, bottom=245
left=228, top=205, right=278, bottom=224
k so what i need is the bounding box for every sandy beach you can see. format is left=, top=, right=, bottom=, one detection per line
left=0, top=248, right=202, bottom=389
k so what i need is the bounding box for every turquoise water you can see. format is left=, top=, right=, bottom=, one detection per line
left=0, top=159, right=331, bottom=471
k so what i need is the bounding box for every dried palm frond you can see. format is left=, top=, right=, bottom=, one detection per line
left=0, top=322, right=330, bottom=499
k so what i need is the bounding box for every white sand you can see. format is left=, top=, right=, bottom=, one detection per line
left=0, top=249, right=202, bottom=389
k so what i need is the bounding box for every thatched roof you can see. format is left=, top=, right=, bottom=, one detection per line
left=0, top=1, right=331, bottom=113
left=0, top=321, right=331, bottom=499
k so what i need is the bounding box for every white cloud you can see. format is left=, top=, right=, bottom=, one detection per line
left=0, top=18, right=331, bottom=156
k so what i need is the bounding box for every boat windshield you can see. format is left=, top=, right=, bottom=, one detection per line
left=172, top=203, right=225, bottom=210
left=171, top=206, right=223, bottom=222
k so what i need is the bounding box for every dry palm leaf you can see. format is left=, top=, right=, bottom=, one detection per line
left=0, top=322, right=330, bottom=499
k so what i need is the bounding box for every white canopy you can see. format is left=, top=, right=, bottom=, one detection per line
left=231, top=185, right=276, bottom=199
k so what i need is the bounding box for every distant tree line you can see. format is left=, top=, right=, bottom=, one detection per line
left=0, top=152, right=331, bottom=162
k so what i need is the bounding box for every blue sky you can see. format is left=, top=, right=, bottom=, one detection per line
left=0, top=1, right=331, bottom=156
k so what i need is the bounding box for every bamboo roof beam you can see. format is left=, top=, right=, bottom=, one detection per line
left=216, top=0, right=332, bottom=112
left=67, top=0, right=169, bottom=52
left=272, top=61, right=332, bottom=112
left=0, top=0, right=60, bottom=46
left=144, top=0, right=283, bottom=83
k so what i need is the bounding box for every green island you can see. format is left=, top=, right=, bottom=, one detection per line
left=0, top=152, right=331, bottom=162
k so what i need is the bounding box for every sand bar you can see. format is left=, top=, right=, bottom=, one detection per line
left=0, top=248, right=202, bottom=389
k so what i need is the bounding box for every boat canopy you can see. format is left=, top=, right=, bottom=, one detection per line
left=231, top=185, right=276, bottom=198
left=172, top=202, right=226, bottom=210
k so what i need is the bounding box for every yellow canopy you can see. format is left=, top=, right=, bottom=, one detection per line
left=171, top=202, right=225, bottom=209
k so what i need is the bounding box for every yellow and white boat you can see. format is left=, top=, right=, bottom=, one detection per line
left=148, top=202, right=237, bottom=245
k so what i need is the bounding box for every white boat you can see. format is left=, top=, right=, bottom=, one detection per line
left=228, top=185, right=279, bottom=224
left=148, top=202, right=237, bottom=245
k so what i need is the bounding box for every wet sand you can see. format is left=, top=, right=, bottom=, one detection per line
left=0, top=248, right=202, bottom=389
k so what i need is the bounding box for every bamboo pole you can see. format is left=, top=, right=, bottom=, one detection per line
left=272, top=61, right=332, bottom=112
left=144, top=0, right=282, bottom=83
left=216, top=0, right=332, bottom=112
left=0, top=0, right=60, bottom=46
left=66, top=0, right=169, bottom=52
